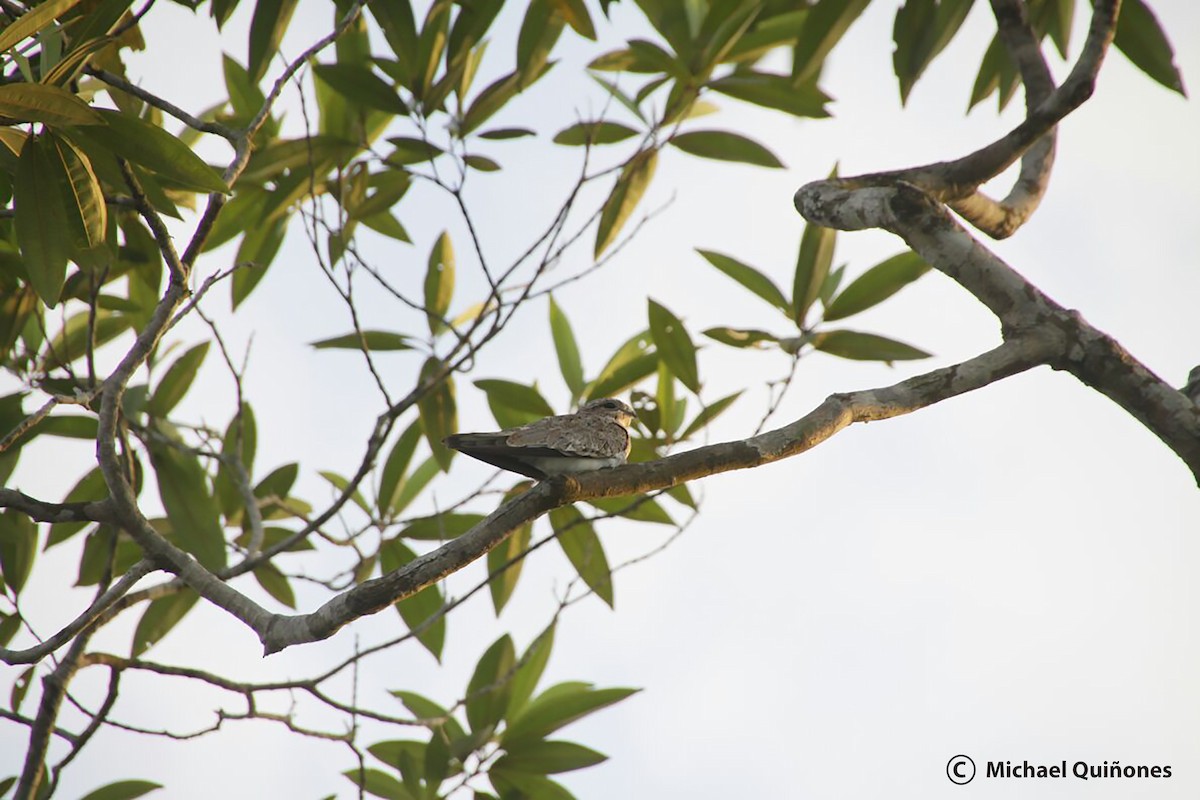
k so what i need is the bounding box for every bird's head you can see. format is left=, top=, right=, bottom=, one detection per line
left=580, top=397, right=637, bottom=427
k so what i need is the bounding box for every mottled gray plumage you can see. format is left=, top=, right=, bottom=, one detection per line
left=444, top=398, right=637, bottom=480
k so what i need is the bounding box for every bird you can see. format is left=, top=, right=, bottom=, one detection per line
left=443, top=397, right=637, bottom=480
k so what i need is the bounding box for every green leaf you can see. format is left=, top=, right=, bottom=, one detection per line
left=148, top=437, right=227, bottom=570
left=131, top=588, right=199, bottom=656
left=318, top=470, right=369, bottom=514
left=503, top=682, right=639, bottom=747
left=824, top=251, right=930, bottom=321
left=253, top=561, right=296, bottom=608
left=548, top=297, right=584, bottom=397
left=247, top=0, right=298, bottom=81
left=400, top=512, right=485, bottom=541
left=551, top=0, right=595, bottom=38
left=310, top=330, right=413, bottom=351
left=148, top=342, right=210, bottom=417
left=223, top=54, right=266, bottom=122
left=497, top=740, right=607, bottom=775
left=1114, top=0, right=1185, bottom=96
left=702, top=327, right=778, bottom=349
left=552, top=121, right=639, bottom=146
left=378, top=419, right=422, bottom=517
left=0, top=83, right=104, bottom=126
left=50, top=133, right=107, bottom=257
left=478, top=127, right=536, bottom=140
left=647, top=299, right=699, bottom=394
left=241, top=135, right=359, bottom=182
left=681, top=391, right=742, bottom=440
left=708, top=72, right=830, bottom=118
left=811, top=329, right=932, bottom=363
left=968, top=33, right=1020, bottom=111
left=232, top=217, right=286, bottom=309
left=792, top=222, right=836, bottom=328
left=595, top=149, right=657, bottom=257
left=313, top=62, right=409, bottom=114
left=461, top=70, right=523, bottom=135
left=0, top=0, right=85, bottom=52
left=424, top=231, right=455, bottom=335
left=584, top=331, right=657, bottom=401
left=391, top=456, right=440, bottom=516
left=0, top=511, right=37, bottom=595
left=13, top=136, right=71, bottom=306
left=341, top=768, right=413, bottom=800
left=464, top=154, right=500, bottom=172
left=792, top=0, right=871, bottom=84
left=474, top=379, right=555, bottom=429
left=892, top=0, right=974, bottom=105
left=390, top=691, right=467, bottom=743
left=588, top=74, right=646, bottom=123
left=77, top=110, right=229, bottom=194
left=489, top=771, right=574, bottom=800
left=418, top=358, right=456, bottom=471
left=488, top=484, right=534, bottom=614
left=669, top=129, right=784, bottom=169
left=586, top=495, right=674, bottom=525
left=550, top=506, right=613, bottom=607
left=697, top=249, right=791, bottom=315
left=78, top=779, right=164, bottom=800
left=466, top=634, right=516, bottom=732
left=507, top=621, right=554, bottom=716
left=517, top=0, right=566, bottom=88
left=381, top=538, right=446, bottom=659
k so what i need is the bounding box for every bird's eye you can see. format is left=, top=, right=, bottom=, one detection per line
left=604, top=400, right=617, bottom=409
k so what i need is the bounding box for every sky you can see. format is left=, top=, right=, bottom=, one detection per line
left=2, top=1, right=1199, bottom=798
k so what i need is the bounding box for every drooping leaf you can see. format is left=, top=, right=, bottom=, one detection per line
left=148, top=437, right=227, bottom=570
left=587, top=495, right=674, bottom=525
left=792, top=222, right=836, bottom=328
left=548, top=296, right=584, bottom=397
left=892, top=0, right=974, bottom=104
left=418, top=358, right=456, bottom=471
left=0, top=511, right=37, bottom=595
left=313, top=62, right=409, bottom=114
left=792, top=0, right=871, bottom=84
left=13, top=136, right=71, bottom=306
left=811, top=329, right=932, bottom=363
left=594, top=148, right=657, bottom=257
left=378, top=419, right=422, bottom=517
left=647, top=299, right=699, bottom=394
left=380, top=537, right=446, bottom=659
left=489, top=484, right=535, bottom=615
left=697, top=249, right=791, bottom=315
left=669, top=129, right=783, bottom=168
left=550, top=506, right=613, bottom=607
left=968, top=33, right=1021, bottom=111
left=50, top=133, right=107, bottom=258
left=424, top=231, right=455, bottom=335
left=824, top=251, right=931, bottom=321
left=253, top=562, right=296, bottom=608
left=247, top=0, right=298, bottom=81
left=1113, top=0, right=1185, bottom=96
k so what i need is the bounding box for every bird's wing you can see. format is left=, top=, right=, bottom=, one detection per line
left=507, top=413, right=629, bottom=458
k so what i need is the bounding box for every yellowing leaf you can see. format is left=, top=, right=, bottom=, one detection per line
left=0, top=83, right=103, bottom=126
left=594, top=149, right=657, bottom=257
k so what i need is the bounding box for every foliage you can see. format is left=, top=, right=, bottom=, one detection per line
left=0, top=0, right=1185, bottom=797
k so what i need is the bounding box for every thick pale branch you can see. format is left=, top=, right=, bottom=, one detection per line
left=259, top=336, right=1053, bottom=654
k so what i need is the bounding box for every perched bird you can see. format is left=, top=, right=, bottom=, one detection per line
left=444, top=398, right=637, bottom=480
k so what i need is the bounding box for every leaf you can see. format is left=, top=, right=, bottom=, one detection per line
left=811, top=329, right=932, bottom=363
left=587, top=496, right=674, bottom=525
left=253, top=562, right=296, bottom=608
left=697, top=249, right=791, bottom=315
left=669, top=129, right=783, bottom=168
left=548, top=297, right=584, bottom=397
left=647, top=299, right=699, bottom=393
left=313, top=62, right=409, bottom=114
left=551, top=0, right=595, bottom=38
left=380, top=538, right=446, bottom=659
left=892, top=0, right=974, bottom=104
left=148, top=438, right=227, bottom=570
left=418, top=358, right=456, bottom=471
left=13, top=136, right=71, bottom=306
left=0, top=83, right=104, bottom=126
left=708, top=71, right=831, bottom=118
left=552, top=120, right=639, bottom=146
left=391, top=457, right=440, bottom=516
left=474, top=379, right=555, bottom=429
left=241, top=135, right=359, bottom=182
left=507, top=622, right=554, bottom=717
left=584, top=331, right=657, bottom=401
left=0, top=511, right=37, bottom=595
left=1114, top=0, right=1186, bottom=96
left=466, top=634, right=516, bottom=733
left=478, top=127, right=536, bottom=140
left=424, top=231, right=455, bottom=335
left=485, top=483, right=534, bottom=614
left=517, top=0, right=565, bottom=88
left=824, top=251, right=931, bottom=321
left=461, top=70, right=523, bottom=135
left=681, top=391, right=742, bottom=440
left=378, top=419, right=422, bottom=517
left=50, top=134, right=107, bottom=257
left=792, top=0, right=871, bottom=84
left=341, top=768, right=412, bottom=800
left=78, top=779, right=164, bottom=800
left=400, top=512, right=485, bottom=541
left=148, top=341, right=210, bottom=417
left=0, top=0, right=84, bottom=52
left=247, top=0, right=298, bottom=81
left=702, top=326, right=779, bottom=349
left=310, top=331, right=413, bottom=351
left=131, top=588, right=199, bottom=656
left=497, top=740, right=607, bottom=775
left=464, top=154, right=500, bottom=172
left=594, top=148, right=657, bottom=257
left=78, top=110, right=229, bottom=194
left=792, top=222, right=836, bottom=328
left=968, top=33, right=1020, bottom=111
left=489, top=771, right=574, bottom=800
left=551, top=506, right=613, bottom=607
left=502, top=682, right=639, bottom=747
